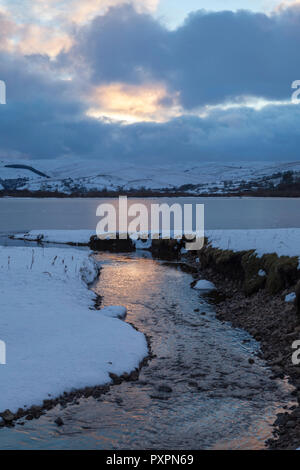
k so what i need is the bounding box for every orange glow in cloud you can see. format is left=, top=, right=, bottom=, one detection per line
left=11, top=0, right=159, bottom=25
left=17, top=24, right=73, bottom=57
left=0, top=8, right=18, bottom=52
left=0, top=0, right=160, bottom=57
left=68, top=0, right=159, bottom=24
left=86, top=82, right=182, bottom=123
left=274, top=0, right=300, bottom=11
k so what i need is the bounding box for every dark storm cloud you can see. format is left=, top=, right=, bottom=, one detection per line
left=66, top=4, right=300, bottom=108
left=0, top=51, right=86, bottom=158
left=2, top=90, right=300, bottom=162
left=66, top=4, right=169, bottom=84
left=95, top=104, right=300, bottom=163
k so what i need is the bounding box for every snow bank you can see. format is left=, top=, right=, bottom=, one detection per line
left=12, top=229, right=95, bottom=245
left=0, top=247, right=147, bottom=413
left=12, top=228, right=300, bottom=264
left=13, top=230, right=152, bottom=250
left=100, top=306, right=127, bottom=319
left=206, top=229, right=300, bottom=260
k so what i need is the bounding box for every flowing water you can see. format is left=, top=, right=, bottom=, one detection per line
left=0, top=250, right=294, bottom=450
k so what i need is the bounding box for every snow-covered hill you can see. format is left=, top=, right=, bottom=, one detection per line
left=0, top=159, right=300, bottom=195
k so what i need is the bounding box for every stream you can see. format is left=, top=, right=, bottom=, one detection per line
left=0, top=250, right=294, bottom=450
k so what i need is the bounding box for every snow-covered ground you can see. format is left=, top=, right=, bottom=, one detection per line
left=12, top=229, right=95, bottom=245
left=1, top=159, right=300, bottom=194
left=206, top=228, right=300, bottom=260
left=13, top=228, right=300, bottom=262
left=12, top=229, right=153, bottom=250
left=4, top=228, right=299, bottom=422
left=193, top=280, right=216, bottom=291
left=0, top=246, right=147, bottom=414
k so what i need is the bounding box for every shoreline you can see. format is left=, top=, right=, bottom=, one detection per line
left=184, top=248, right=300, bottom=450
left=0, top=246, right=148, bottom=428
left=1, top=192, right=300, bottom=199
left=213, top=287, right=300, bottom=450
left=2, top=234, right=300, bottom=449
left=0, top=267, right=152, bottom=428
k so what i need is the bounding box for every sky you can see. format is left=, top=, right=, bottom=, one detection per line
left=156, top=0, right=285, bottom=27
left=0, top=0, right=300, bottom=164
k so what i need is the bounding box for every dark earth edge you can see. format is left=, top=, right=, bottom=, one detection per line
left=1, top=237, right=300, bottom=451
left=1, top=185, right=300, bottom=199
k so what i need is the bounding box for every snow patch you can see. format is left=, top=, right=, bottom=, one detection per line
left=258, top=270, right=266, bottom=277
left=193, top=280, right=216, bottom=291
left=285, top=293, right=296, bottom=303
left=100, top=306, right=127, bottom=319
left=206, top=229, right=300, bottom=261
left=13, top=230, right=95, bottom=245
left=134, top=238, right=152, bottom=250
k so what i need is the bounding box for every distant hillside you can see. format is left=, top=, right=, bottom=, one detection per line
left=0, top=160, right=300, bottom=197
left=4, top=164, right=50, bottom=178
